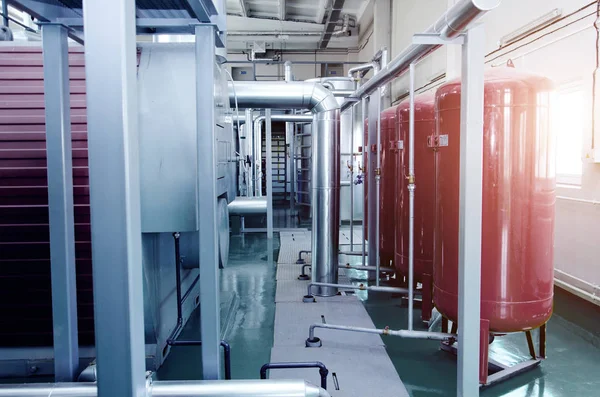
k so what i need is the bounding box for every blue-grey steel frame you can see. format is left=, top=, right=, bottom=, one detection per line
left=41, top=22, right=79, bottom=382
left=196, top=23, right=222, bottom=380
left=82, top=0, right=147, bottom=396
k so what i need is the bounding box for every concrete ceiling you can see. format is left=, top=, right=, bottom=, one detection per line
left=225, top=0, right=371, bottom=51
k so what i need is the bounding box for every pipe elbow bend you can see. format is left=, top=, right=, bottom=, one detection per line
left=308, top=83, right=339, bottom=113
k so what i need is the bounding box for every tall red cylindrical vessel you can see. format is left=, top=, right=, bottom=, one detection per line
left=362, top=107, right=398, bottom=266
left=395, top=94, right=435, bottom=279
left=433, top=68, right=555, bottom=333
left=379, top=106, right=399, bottom=265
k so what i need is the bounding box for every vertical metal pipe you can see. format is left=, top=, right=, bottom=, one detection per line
left=41, top=23, right=79, bottom=382
left=285, top=61, right=294, bottom=211
left=254, top=118, right=263, bottom=196
left=266, top=109, right=274, bottom=239
left=375, top=87, right=382, bottom=286
left=408, top=63, right=416, bottom=331
left=245, top=108, right=253, bottom=197
left=457, top=24, right=485, bottom=397
left=349, top=104, right=354, bottom=250
left=311, top=110, right=340, bottom=296
left=82, top=0, right=146, bottom=393
left=195, top=25, right=221, bottom=379
left=361, top=97, right=367, bottom=268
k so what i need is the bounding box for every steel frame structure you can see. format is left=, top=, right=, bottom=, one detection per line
left=6, top=0, right=229, bottom=394
left=9, top=0, right=226, bottom=46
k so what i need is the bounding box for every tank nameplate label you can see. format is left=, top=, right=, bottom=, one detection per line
left=439, top=135, right=449, bottom=147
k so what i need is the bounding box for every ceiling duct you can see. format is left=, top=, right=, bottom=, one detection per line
left=318, top=0, right=346, bottom=49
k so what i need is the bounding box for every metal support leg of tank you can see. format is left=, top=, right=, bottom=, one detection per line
left=479, top=319, right=490, bottom=385
left=525, top=330, right=537, bottom=360
left=449, top=321, right=457, bottom=336
left=441, top=317, right=449, bottom=334
left=539, top=324, right=547, bottom=359
left=421, top=274, right=433, bottom=322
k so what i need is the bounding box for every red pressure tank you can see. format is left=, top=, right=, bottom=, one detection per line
left=433, top=68, right=556, bottom=334
left=362, top=107, right=399, bottom=266
left=394, top=94, right=436, bottom=320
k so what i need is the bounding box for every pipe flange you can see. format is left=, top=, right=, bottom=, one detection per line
left=298, top=274, right=310, bottom=281
left=303, top=294, right=316, bottom=303
left=305, top=337, right=322, bottom=348
left=296, top=259, right=306, bottom=264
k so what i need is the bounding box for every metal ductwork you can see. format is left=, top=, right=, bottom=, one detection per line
left=229, top=81, right=340, bottom=296
left=342, top=0, right=501, bottom=111
left=0, top=380, right=331, bottom=397
left=318, top=0, right=346, bottom=49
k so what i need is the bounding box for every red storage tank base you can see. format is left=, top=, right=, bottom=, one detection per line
left=439, top=318, right=547, bottom=386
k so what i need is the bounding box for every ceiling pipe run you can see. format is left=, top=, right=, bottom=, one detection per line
left=341, top=0, right=501, bottom=111
left=229, top=81, right=340, bottom=297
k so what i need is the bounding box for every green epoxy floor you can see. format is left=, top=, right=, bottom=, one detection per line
left=363, top=287, right=600, bottom=396
left=157, top=233, right=279, bottom=381
left=158, top=219, right=600, bottom=396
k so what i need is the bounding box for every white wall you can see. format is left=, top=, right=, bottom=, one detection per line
left=390, top=0, right=600, bottom=297
left=224, top=52, right=357, bottom=81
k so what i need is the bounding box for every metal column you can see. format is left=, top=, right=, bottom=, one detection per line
left=195, top=24, right=221, bottom=379
left=41, top=23, right=79, bottom=382
left=82, top=0, right=146, bottom=395
left=266, top=109, right=274, bottom=238
left=457, top=24, right=485, bottom=397
left=2, top=0, right=7, bottom=27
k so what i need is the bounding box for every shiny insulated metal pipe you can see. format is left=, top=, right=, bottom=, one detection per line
left=347, top=63, right=375, bottom=78
left=245, top=108, right=254, bottom=197
left=230, top=82, right=340, bottom=297
left=341, top=0, right=501, bottom=111
left=375, top=87, right=382, bottom=287
left=284, top=61, right=295, bottom=212
left=408, top=63, right=416, bottom=331
left=306, top=282, right=410, bottom=297
left=349, top=103, right=355, bottom=250
left=0, top=380, right=332, bottom=397
left=306, top=323, right=455, bottom=344
left=361, top=97, right=368, bottom=268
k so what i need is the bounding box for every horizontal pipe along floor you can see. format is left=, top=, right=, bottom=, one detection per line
left=270, top=229, right=410, bottom=396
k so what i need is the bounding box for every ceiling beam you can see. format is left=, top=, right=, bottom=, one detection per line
left=279, top=0, right=285, bottom=20
left=182, top=0, right=212, bottom=22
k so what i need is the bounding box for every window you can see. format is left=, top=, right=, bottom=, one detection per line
left=555, top=86, right=584, bottom=185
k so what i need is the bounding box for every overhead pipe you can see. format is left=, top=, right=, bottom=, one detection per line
left=341, top=0, right=501, bottom=111
left=0, top=380, right=331, bottom=397
left=230, top=81, right=340, bottom=297
left=347, top=63, right=374, bottom=78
